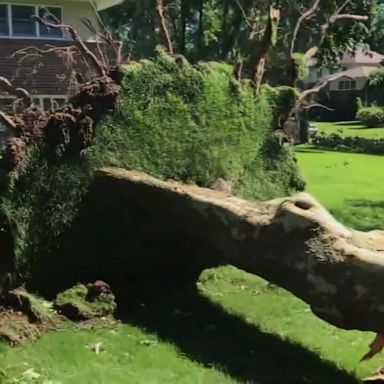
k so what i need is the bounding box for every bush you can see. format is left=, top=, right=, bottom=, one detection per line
left=313, top=133, right=384, bottom=155
left=356, top=106, right=384, bottom=127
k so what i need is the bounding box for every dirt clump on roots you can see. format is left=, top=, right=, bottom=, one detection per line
left=0, top=281, right=117, bottom=347
left=55, top=281, right=117, bottom=321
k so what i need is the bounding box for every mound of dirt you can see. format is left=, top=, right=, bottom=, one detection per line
left=55, top=281, right=116, bottom=321
left=0, top=281, right=117, bottom=346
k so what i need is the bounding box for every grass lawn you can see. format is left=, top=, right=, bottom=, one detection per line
left=315, top=121, right=384, bottom=139
left=295, top=146, right=384, bottom=231
left=0, top=266, right=381, bottom=384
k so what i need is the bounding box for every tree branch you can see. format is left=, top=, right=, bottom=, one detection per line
left=303, top=2, right=369, bottom=61
left=156, top=0, right=174, bottom=54
left=290, top=0, right=321, bottom=57
left=234, top=0, right=253, bottom=30
left=330, top=14, right=369, bottom=22
left=0, top=76, right=32, bottom=108
left=31, top=15, right=107, bottom=77
left=0, top=111, right=16, bottom=130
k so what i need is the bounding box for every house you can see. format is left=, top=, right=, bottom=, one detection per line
left=0, top=0, right=121, bottom=110
left=303, top=49, right=384, bottom=120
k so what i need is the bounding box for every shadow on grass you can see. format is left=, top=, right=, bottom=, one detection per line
left=117, top=283, right=359, bottom=384
left=333, top=121, right=362, bottom=127
left=347, top=127, right=384, bottom=131
left=294, top=147, right=326, bottom=154
left=346, top=199, right=384, bottom=210
left=35, top=177, right=361, bottom=384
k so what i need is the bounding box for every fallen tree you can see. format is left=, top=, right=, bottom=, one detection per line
left=91, top=168, right=384, bottom=356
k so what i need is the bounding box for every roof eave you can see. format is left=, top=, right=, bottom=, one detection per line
left=92, top=0, right=123, bottom=11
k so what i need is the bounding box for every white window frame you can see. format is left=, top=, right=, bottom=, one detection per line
left=33, top=95, right=68, bottom=110
left=338, top=79, right=356, bottom=91
left=0, top=3, right=64, bottom=40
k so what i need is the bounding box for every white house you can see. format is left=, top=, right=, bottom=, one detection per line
left=304, top=49, right=384, bottom=91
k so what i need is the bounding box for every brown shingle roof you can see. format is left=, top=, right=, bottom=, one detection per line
left=0, top=38, right=96, bottom=95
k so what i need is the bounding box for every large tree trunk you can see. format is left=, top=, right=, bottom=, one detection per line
left=97, top=167, right=384, bottom=334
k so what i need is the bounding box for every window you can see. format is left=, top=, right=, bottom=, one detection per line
left=338, top=80, right=356, bottom=90
left=0, top=4, right=63, bottom=38
left=0, top=4, right=8, bottom=36
left=33, top=96, right=67, bottom=110
left=38, top=7, right=62, bottom=37
left=12, top=5, right=35, bottom=36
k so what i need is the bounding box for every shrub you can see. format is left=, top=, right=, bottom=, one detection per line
left=356, top=106, right=384, bottom=127
left=313, top=133, right=384, bottom=155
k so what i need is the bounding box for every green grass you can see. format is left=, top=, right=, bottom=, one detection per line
left=0, top=267, right=379, bottom=384
left=295, top=146, right=384, bottom=231
left=315, top=121, right=384, bottom=139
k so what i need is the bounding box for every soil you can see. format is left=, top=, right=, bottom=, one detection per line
left=0, top=281, right=118, bottom=347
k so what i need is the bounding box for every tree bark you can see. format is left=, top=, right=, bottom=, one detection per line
left=98, top=167, right=384, bottom=334
left=180, top=0, right=188, bottom=54
left=197, top=0, right=204, bottom=54
left=156, top=0, right=174, bottom=55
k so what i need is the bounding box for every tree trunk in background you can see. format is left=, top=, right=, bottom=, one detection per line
left=95, top=167, right=384, bottom=334
left=197, top=0, right=204, bottom=54
left=180, top=0, right=188, bottom=54
left=156, top=0, right=174, bottom=54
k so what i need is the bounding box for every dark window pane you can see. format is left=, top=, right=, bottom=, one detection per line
left=0, top=5, right=8, bottom=36
left=43, top=98, right=51, bottom=110
left=39, top=7, right=62, bottom=37
left=12, top=5, right=35, bottom=36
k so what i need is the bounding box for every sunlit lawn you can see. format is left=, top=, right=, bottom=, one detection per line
left=0, top=266, right=380, bottom=384
left=315, top=121, right=384, bottom=139
left=295, top=146, right=384, bottom=231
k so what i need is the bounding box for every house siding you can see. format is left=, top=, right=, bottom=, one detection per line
left=0, top=0, right=102, bottom=99
left=0, top=38, right=97, bottom=95
left=329, top=76, right=367, bottom=91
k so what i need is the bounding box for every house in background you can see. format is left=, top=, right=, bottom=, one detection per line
left=0, top=0, right=121, bottom=110
left=303, top=49, right=384, bottom=120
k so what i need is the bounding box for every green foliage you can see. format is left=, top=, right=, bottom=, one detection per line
left=55, top=284, right=116, bottom=319
left=103, top=0, right=373, bottom=83
left=264, top=85, right=299, bottom=123
left=356, top=97, right=363, bottom=111
left=368, top=67, right=384, bottom=88
left=356, top=106, right=384, bottom=127
left=292, top=53, right=309, bottom=80
left=89, top=56, right=303, bottom=198
left=0, top=150, right=93, bottom=268
left=313, top=133, right=384, bottom=155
